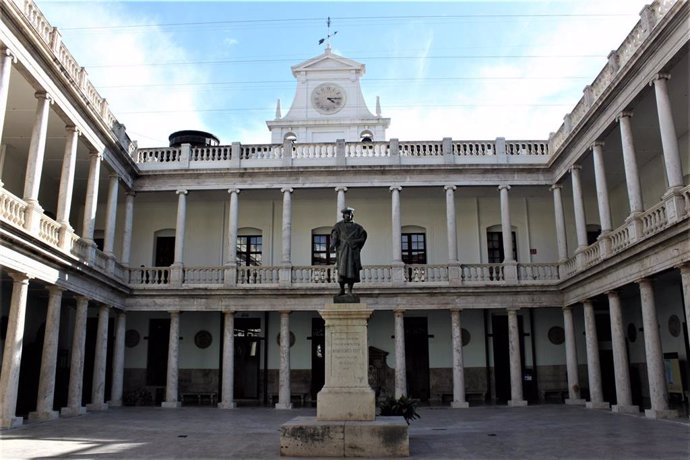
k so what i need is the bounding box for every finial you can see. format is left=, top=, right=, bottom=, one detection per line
left=318, top=17, right=338, bottom=48
left=275, top=98, right=281, bottom=119
left=376, top=96, right=381, bottom=117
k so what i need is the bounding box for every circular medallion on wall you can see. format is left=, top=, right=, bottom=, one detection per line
left=627, top=323, right=637, bottom=342
left=194, top=330, right=213, bottom=349
left=125, top=329, right=140, bottom=348
left=311, top=83, right=346, bottom=115
left=668, top=314, right=681, bottom=338
left=461, top=328, right=471, bottom=347
left=276, top=331, right=296, bottom=347
left=548, top=326, right=565, bottom=345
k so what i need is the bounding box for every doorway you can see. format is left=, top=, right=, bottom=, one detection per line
left=492, top=314, right=525, bottom=403
left=146, top=319, right=170, bottom=387
left=234, top=318, right=262, bottom=400
left=404, top=317, right=430, bottom=401
left=311, top=318, right=325, bottom=401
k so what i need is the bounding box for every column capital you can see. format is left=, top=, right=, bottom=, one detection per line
left=34, top=91, right=53, bottom=103
left=227, top=187, right=240, bottom=195
left=605, top=289, right=619, bottom=297
left=676, top=263, right=690, bottom=274
left=65, top=125, right=81, bottom=136
left=280, top=187, right=293, bottom=194
left=581, top=298, right=593, bottom=307
left=562, top=305, right=573, bottom=312
left=176, top=189, right=187, bottom=196
left=126, top=190, right=136, bottom=198
left=444, top=184, right=456, bottom=192
left=89, top=150, right=103, bottom=160
left=168, top=310, right=181, bottom=316
left=2, top=47, right=17, bottom=62
left=590, top=141, right=605, bottom=150
left=549, top=183, right=563, bottom=192
left=222, top=309, right=236, bottom=316
left=449, top=308, right=463, bottom=314
left=8, top=271, right=31, bottom=283
left=109, top=173, right=120, bottom=181
left=389, top=185, right=402, bottom=192
left=506, top=307, right=519, bottom=314
left=650, top=73, right=671, bottom=85
left=46, top=285, right=66, bottom=294
left=334, top=186, right=348, bottom=193
left=73, top=295, right=90, bottom=304
left=279, top=310, right=291, bottom=315
left=616, top=111, right=633, bottom=122
left=570, top=164, right=582, bottom=173
left=498, top=184, right=511, bottom=192
left=635, top=277, right=652, bottom=287
left=393, top=309, right=405, bottom=316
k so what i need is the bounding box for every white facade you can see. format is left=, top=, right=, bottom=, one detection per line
left=0, top=0, right=689, bottom=429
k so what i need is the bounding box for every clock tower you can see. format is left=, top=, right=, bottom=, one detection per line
left=266, top=46, right=390, bottom=143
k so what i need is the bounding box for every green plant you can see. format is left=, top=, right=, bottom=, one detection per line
left=377, top=395, right=421, bottom=424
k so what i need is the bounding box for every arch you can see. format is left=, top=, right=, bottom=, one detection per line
left=284, top=132, right=297, bottom=142
left=153, top=228, right=175, bottom=266
left=360, top=130, right=374, bottom=142
left=485, top=224, right=518, bottom=263
left=402, top=224, right=426, bottom=233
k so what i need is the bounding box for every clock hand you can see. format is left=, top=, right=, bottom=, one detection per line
left=327, top=97, right=342, bottom=103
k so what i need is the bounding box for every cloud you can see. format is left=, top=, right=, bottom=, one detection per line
left=224, top=38, right=239, bottom=47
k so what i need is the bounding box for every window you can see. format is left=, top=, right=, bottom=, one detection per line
left=487, top=230, right=517, bottom=263
left=312, top=234, right=336, bottom=265
left=237, top=235, right=262, bottom=266
left=402, top=233, right=427, bottom=264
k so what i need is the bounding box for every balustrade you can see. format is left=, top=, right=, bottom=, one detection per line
left=345, top=142, right=389, bottom=158
left=292, top=266, right=337, bottom=284
left=609, top=225, right=632, bottom=254
left=183, top=267, right=224, bottom=284
left=136, top=147, right=180, bottom=163
left=404, top=264, right=449, bottom=283
left=191, top=146, right=231, bottom=162
left=237, top=266, right=279, bottom=285
left=94, top=250, right=109, bottom=271
left=581, top=243, right=602, bottom=269
left=129, top=267, right=171, bottom=285
left=0, top=188, right=27, bottom=227
left=240, top=144, right=280, bottom=160
left=461, top=264, right=504, bottom=282
left=38, top=215, right=60, bottom=246
left=641, top=202, right=668, bottom=237
left=399, top=141, right=443, bottom=157
left=561, top=258, right=578, bottom=278
left=453, top=142, right=494, bottom=156
left=360, top=266, right=393, bottom=283
left=517, top=263, right=560, bottom=281
left=505, top=142, right=549, bottom=156
left=293, top=144, right=335, bottom=159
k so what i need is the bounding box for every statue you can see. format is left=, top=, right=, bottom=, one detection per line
left=331, top=207, right=367, bottom=301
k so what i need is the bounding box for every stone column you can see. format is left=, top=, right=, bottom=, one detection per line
left=56, top=126, right=80, bottom=249
left=87, top=304, right=109, bottom=411
left=570, top=165, right=588, bottom=250
left=279, top=188, right=293, bottom=287
left=583, top=300, right=609, bottom=409
left=498, top=185, right=514, bottom=262
left=162, top=311, right=181, bottom=408
left=218, top=310, right=236, bottom=409
left=22, top=92, right=52, bottom=233
left=390, top=186, right=403, bottom=263
left=173, top=190, right=187, bottom=265
left=607, top=291, right=638, bottom=414
left=550, top=184, right=568, bottom=263
left=102, top=175, right=120, bottom=258
left=617, top=112, right=643, bottom=216
left=61, top=296, right=88, bottom=417
left=450, top=309, right=468, bottom=408
left=563, top=306, right=584, bottom=404
left=507, top=309, right=527, bottom=406
left=591, top=142, right=612, bottom=233
left=0, top=272, right=31, bottom=428
left=227, top=189, right=240, bottom=265
left=394, top=310, right=407, bottom=398
left=0, top=48, right=16, bottom=142
left=335, top=186, right=347, bottom=222
left=29, top=286, right=64, bottom=421
left=120, top=192, right=135, bottom=266
left=651, top=74, right=684, bottom=192
left=276, top=311, right=292, bottom=409
left=109, top=311, right=126, bottom=407
left=637, top=279, right=677, bottom=419
left=81, top=151, right=102, bottom=244
left=445, top=185, right=458, bottom=263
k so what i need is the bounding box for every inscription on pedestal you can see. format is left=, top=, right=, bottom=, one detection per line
left=330, top=333, right=360, bottom=377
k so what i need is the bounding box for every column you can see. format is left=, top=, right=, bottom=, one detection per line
left=394, top=310, right=406, bottom=398
left=120, top=192, right=135, bottom=266
left=173, top=190, right=187, bottom=265
left=87, top=304, right=109, bottom=411
left=607, top=291, right=638, bottom=413
left=56, top=126, right=80, bottom=248
left=507, top=309, right=527, bottom=406
left=550, top=184, right=568, bottom=262
left=335, top=186, right=347, bottom=223
left=563, top=306, right=585, bottom=404
left=0, top=273, right=31, bottom=428
left=276, top=311, right=292, bottom=409
left=226, top=189, right=240, bottom=265
left=450, top=309, right=468, bottom=408
left=638, top=279, right=677, bottom=419
left=680, top=265, right=690, bottom=367
left=81, top=151, right=102, bottom=244
left=102, top=175, right=120, bottom=258
left=281, top=188, right=293, bottom=264
left=651, top=74, right=684, bottom=192
left=109, top=311, right=126, bottom=407
left=0, top=48, right=16, bottom=142
left=591, top=142, right=612, bottom=233
left=29, top=286, right=64, bottom=421
left=445, top=185, right=458, bottom=263
left=570, top=165, right=588, bottom=250
left=61, top=296, right=88, bottom=417
left=390, top=186, right=402, bottom=263
left=498, top=185, right=514, bottom=262
left=162, top=311, right=181, bottom=408
left=583, top=300, right=609, bottom=409
left=616, top=112, right=643, bottom=216
left=219, top=310, right=236, bottom=409
left=22, top=92, right=52, bottom=232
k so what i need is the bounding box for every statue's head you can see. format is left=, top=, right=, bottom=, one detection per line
left=341, top=207, right=354, bottom=222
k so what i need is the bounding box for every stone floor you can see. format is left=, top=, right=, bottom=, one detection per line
left=1, top=405, right=689, bottom=459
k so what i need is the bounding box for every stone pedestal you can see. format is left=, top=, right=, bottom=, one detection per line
left=612, top=404, right=639, bottom=414
left=281, top=302, right=408, bottom=457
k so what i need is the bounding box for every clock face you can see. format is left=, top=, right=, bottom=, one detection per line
left=311, top=83, right=346, bottom=114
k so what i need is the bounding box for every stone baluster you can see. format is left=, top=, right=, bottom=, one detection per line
left=450, top=309, right=468, bottom=408
left=583, top=300, right=609, bottom=409
left=276, top=311, right=292, bottom=409
left=394, top=310, right=407, bottom=398
left=162, top=311, right=181, bottom=408
left=607, top=291, right=638, bottom=414
left=56, top=126, right=80, bottom=249
left=61, top=296, right=88, bottom=417
left=87, top=304, right=109, bottom=411
left=23, top=92, right=52, bottom=233
left=29, top=286, right=64, bottom=421
left=219, top=310, right=236, bottom=409
left=550, top=184, right=568, bottom=263
left=563, top=305, right=584, bottom=404
left=109, top=311, right=126, bottom=407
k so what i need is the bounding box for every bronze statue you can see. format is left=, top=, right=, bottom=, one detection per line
left=331, top=207, right=367, bottom=299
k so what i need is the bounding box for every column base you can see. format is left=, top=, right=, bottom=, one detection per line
left=508, top=399, right=528, bottom=407
left=275, top=402, right=293, bottom=410
left=108, top=400, right=123, bottom=407
left=1, top=416, right=23, bottom=429
left=86, top=402, right=109, bottom=411
left=612, top=404, right=639, bottom=414
left=644, top=408, right=678, bottom=419
left=586, top=401, right=610, bottom=410
left=565, top=398, right=586, bottom=406
left=28, top=410, right=59, bottom=421
left=451, top=400, right=469, bottom=409
left=218, top=401, right=237, bottom=409
left=60, top=406, right=86, bottom=417
left=161, top=401, right=181, bottom=408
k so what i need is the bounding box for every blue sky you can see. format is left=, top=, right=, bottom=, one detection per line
left=39, top=0, right=649, bottom=147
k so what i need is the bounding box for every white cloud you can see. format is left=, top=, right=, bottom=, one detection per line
left=224, top=38, right=239, bottom=47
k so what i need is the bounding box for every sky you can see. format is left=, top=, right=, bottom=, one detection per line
left=38, top=0, right=650, bottom=148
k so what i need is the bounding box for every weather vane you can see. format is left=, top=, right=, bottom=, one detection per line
left=318, top=17, right=338, bottom=47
